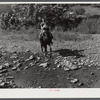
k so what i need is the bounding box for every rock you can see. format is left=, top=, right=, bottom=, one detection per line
left=12, top=67, right=17, bottom=70
left=0, top=82, right=6, bottom=87
left=70, top=65, right=78, bottom=70
left=0, top=65, right=4, bottom=70
left=78, top=66, right=82, bottom=68
left=37, top=57, right=41, bottom=61
left=0, top=74, right=3, bottom=77
left=64, top=67, right=70, bottom=71
left=24, top=66, right=29, bottom=70
left=0, top=69, right=8, bottom=73
left=16, top=63, right=22, bottom=68
left=0, top=79, right=3, bottom=83
left=10, top=55, right=18, bottom=59
left=70, top=78, right=78, bottom=84
left=6, top=76, right=14, bottom=79
left=25, top=49, right=30, bottom=52
left=25, top=55, right=35, bottom=61
left=0, top=46, right=3, bottom=49
left=57, top=64, right=61, bottom=68
left=17, top=68, right=21, bottom=71
left=13, top=60, right=19, bottom=64
left=54, top=60, right=59, bottom=64
left=4, top=63, right=12, bottom=68
left=39, top=62, right=50, bottom=68
left=91, top=72, right=94, bottom=75
left=29, top=62, right=34, bottom=66
left=78, top=82, right=84, bottom=86
left=97, top=68, right=100, bottom=70
left=38, top=86, right=42, bottom=88
left=52, top=68, right=56, bottom=70
left=88, top=64, right=91, bottom=67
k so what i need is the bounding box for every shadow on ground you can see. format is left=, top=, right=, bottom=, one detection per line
left=54, top=49, right=85, bottom=58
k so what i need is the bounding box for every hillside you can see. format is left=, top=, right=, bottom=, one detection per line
left=0, top=4, right=100, bottom=88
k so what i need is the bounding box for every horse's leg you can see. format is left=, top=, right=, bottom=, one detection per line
left=44, top=45, right=47, bottom=57
left=41, top=44, right=44, bottom=53
left=49, top=44, right=52, bottom=58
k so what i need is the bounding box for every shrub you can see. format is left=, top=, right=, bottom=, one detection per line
left=71, top=6, right=85, bottom=15
left=76, top=18, right=100, bottom=34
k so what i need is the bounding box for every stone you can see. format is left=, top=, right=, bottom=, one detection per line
left=78, top=82, right=84, bottom=86
left=0, top=65, right=4, bottom=70
left=24, top=66, right=29, bottom=70
left=13, top=60, right=19, bottom=64
left=64, top=67, right=70, bottom=71
left=70, top=78, right=78, bottom=84
left=29, top=62, right=34, bottom=66
left=12, top=67, right=17, bottom=70
left=10, top=55, right=18, bottom=59
left=27, top=55, right=35, bottom=61
left=37, top=57, right=41, bottom=61
left=4, top=63, right=12, bottom=68
left=0, top=74, right=3, bottom=77
left=57, top=64, right=61, bottom=68
left=52, top=68, right=56, bottom=70
left=97, top=68, right=100, bottom=70
left=70, top=65, right=78, bottom=70
left=91, top=72, right=94, bottom=75
left=6, top=76, right=14, bottom=79
left=0, top=69, right=8, bottom=73
left=17, top=68, right=21, bottom=71
left=25, top=49, right=30, bottom=52
left=0, top=82, right=6, bottom=87
left=0, top=79, right=3, bottom=83
left=16, top=63, right=22, bottom=68
left=38, top=86, right=42, bottom=88
left=39, top=62, right=50, bottom=68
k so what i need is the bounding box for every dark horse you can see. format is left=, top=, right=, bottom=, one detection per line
left=39, top=29, right=53, bottom=58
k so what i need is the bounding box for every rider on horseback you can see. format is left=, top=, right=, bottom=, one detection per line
left=39, top=18, right=53, bottom=45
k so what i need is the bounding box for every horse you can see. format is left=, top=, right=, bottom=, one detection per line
left=39, top=30, right=53, bottom=58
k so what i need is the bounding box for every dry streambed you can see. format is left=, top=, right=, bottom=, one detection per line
left=0, top=48, right=99, bottom=88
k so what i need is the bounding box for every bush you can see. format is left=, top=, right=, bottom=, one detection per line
left=52, top=27, right=92, bottom=41
left=76, top=18, right=100, bottom=34
left=71, top=6, right=85, bottom=15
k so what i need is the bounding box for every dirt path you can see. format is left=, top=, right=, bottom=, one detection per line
left=0, top=33, right=100, bottom=88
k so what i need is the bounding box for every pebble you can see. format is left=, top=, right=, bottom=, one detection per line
left=12, top=67, right=17, bottom=70
left=91, top=72, right=94, bottom=75
left=64, top=67, right=70, bottom=71
left=29, top=62, right=34, bottom=66
left=0, top=65, right=4, bottom=70
left=78, top=82, right=84, bottom=86
left=16, top=63, right=22, bottom=68
left=0, top=69, right=8, bottom=73
left=70, top=78, right=78, bottom=84
left=24, top=66, right=29, bottom=70
left=70, top=65, right=78, bottom=70
left=97, top=68, right=100, bottom=70
left=39, top=62, right=50, bottom=68
left=6, top=76, right=14, bottom=79
left=0, top=74, right=3, bottom=77
left=0, top=82, right=6, bottom=87
left=4, top=63, right=12, bottom=68
left=37, top=57, right=41, bottom=61
left=13, top=60, right=19, bottom=64
left=17, top=68, right=21, bottom=71
left=10, top=55, right=18, bottom=59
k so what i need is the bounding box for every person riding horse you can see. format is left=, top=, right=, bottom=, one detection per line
left=39, top=20, right=53, bottom=45
left=39, top=19, right=53, bottom=58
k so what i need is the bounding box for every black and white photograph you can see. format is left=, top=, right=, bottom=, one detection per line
left=0, top=2, right=100, bottom=89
